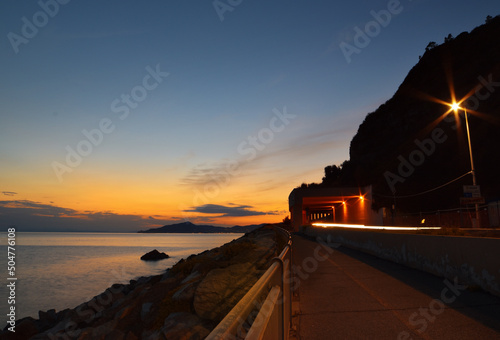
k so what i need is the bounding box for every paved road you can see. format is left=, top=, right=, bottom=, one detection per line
left=292, top=234, right=500, bottom=339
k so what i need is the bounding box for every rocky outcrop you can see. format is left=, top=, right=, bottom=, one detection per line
left=140, top=249, right=169, bottom=261
left=1, top=226, right=279, bottom=340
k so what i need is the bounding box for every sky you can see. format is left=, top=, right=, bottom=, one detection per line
left=1, top=0, right=500, bottom=232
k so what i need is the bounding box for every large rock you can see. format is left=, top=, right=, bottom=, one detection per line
left=2, top=317, right=38, bottom=340
left=140, top=249, right=169, bottom=261
left=194, top=262, right=261, bottom=322
left=172, top=281, right=198, bottom=302
left=160, top=312, right=212, bottom=340
left=77, top=320, right=119, bottom=340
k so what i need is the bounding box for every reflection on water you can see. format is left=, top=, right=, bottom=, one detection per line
left=0, top=232, right=241, bottom=322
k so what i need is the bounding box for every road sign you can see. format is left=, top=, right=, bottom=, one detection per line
left=460, top=197, right=485, bottom=205
left=464, top=185, right=481, bottom=194
left=463, top=185, right=481, bottom=198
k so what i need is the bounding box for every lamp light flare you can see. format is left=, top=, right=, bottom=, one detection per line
left=451, top=102, right=461, bottom=112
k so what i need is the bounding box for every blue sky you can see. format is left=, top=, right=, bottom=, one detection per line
left=1, top=0, right=500, bottom=231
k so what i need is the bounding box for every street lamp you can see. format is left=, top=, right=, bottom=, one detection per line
left=451, top=102, right=480, bottom=227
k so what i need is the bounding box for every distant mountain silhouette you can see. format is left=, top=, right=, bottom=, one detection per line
left=138, top=221, right=264, bottom=233
left=304, top=15, right=500, bottom=212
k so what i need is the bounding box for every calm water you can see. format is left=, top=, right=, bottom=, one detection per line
left=0, top=232, right=242, bottom=325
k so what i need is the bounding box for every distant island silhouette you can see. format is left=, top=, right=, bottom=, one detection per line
left=137, top=221, right=264, bottom=233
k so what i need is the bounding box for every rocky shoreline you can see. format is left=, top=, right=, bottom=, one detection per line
left=2, top=226, right=280, bottom=340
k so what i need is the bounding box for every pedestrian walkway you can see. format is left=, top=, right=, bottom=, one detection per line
left=292, top=234, right=500, bottom=339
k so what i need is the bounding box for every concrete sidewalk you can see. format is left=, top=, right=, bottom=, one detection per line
left=292, top=234, right=500, bottom=339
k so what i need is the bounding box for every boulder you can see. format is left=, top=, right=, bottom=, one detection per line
left=76, top=320, right=119, bottom=340
left=38, top=309, right=57, bottom=323
left=140, top=249, right=169, bottom=261
left=3, top=317, right=38, bottom=339
left=194, top=262, right=261, bottom=322
left=37, top=309, right=58, bottom=334
left=172, top=281, right=198, bottom=302
left=140, top=302, right=153, bottom=321
left=160, top=312, right=212, bottom=340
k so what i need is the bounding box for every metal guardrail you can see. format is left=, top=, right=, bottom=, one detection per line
left=206, top=227, right=293, bottom=340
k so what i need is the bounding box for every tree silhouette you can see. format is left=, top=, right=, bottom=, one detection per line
left=322, top=164, right=342, bottom=186
left=425, top=41, right=437, bottom=52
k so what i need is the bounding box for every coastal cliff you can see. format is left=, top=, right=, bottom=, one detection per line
left=2, top=227, right=280, bottom=339
left=310, top=15, right=500, bottom=212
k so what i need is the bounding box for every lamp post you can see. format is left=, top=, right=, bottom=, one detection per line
left=452, top=103, right=480, bottom=227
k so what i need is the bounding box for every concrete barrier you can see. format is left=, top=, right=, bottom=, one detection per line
left=302, top=226, right=500, bottom=297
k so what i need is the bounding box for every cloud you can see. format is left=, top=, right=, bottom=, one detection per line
left=0, top=200, right=77, bottom=217
left=183, top=204, right=278, bottom=217
left=0, top=200, right=179, bottom=232
left=180, top=159, right=247, bottom=189
left=2, top=191, right=17, bottom=196
left=179, top=122, right=354, bottom=191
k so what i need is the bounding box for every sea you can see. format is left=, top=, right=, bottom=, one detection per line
left=0, top=232, right=242, bottom=326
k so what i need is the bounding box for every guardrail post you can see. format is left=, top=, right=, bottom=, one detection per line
left=271, top=257, right=285, bottom=339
